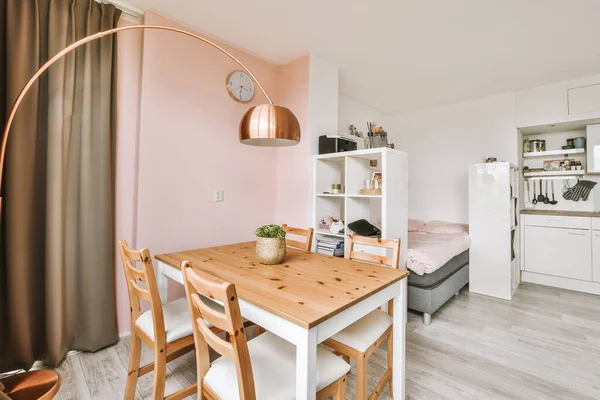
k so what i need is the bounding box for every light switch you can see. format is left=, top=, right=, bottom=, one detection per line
left=214, top=190, right=224, bottom=202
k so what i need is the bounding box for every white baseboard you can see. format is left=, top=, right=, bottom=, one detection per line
left=119, top=331, right=131, bottom=339
left=522, top=271, right=600, bottom=295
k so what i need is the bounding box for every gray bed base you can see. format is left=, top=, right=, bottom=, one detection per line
left=407, top=264, right=469, bottom=325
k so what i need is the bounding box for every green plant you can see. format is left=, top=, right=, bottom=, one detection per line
left=255, top=224, right=286, bottom=239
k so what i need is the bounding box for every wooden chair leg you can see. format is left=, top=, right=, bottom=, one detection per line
left=356, top=355, right=368, bottom=400
left=152, top=345, right=167, bottom=400
left=337, top=375, right=347, bottom=400
left=124, top=334, right=142, bottom=400
left=342, top=354, right=350, bottom=364
left=387, top=335, right=393, bottom=397
left=256, top=326, right=265, bottom=335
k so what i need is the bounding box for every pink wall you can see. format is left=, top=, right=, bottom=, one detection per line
left=132, top=12, right=281, bottom=331
left=115, top=12, right=312, bottom=334
left=274, top=56, right=311, bottom=227
left=115, top=19, right=144, bottom=333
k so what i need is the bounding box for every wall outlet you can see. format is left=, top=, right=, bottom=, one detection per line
left=214, top=190, right=224, bottom=202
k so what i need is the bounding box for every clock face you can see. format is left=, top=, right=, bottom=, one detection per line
left=226, top=70, right=255, bottom=103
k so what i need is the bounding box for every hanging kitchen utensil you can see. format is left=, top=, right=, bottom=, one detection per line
left=550, top=180, right=558, bottom=205
left=543, top=180, right=550, bottom=204
left=527, top=181, right=531, bottom=204
left=537, top=180, right=545, bottom=203
left=532, top=179, right=538, bottom=205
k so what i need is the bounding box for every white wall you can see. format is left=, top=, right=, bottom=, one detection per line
left=338, top=94, right=388, bottom=148
left=310, top=56, right=339, bottom=154
left=308, top=55, right=339, bottom=224
left=388, top=92, right=518, bottom=223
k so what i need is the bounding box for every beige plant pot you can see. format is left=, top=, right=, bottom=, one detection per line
left=256, top=237, right=286, bottom=265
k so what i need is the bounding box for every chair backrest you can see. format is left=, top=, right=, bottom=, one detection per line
left=119, top=240, right=165, bottom=343
left=282, top=224, right=314, bottom=251
left=346, top=234, right=400, bottom=269
left=181, top=261, right=256, bottom=400
left=346, top=234, right=401, bottom=316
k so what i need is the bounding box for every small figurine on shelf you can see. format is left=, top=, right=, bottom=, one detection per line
left=348, top=124, right=363, bottom=138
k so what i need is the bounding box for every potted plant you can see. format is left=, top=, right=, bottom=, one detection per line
left=255, top=224, right=286, bottom=265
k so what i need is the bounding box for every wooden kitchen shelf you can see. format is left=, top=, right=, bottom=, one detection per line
left=523, top=170, right=585, bottom=178
left=523, top=148, right=585, bottom=158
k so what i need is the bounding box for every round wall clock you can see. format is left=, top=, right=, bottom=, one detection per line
left=226, top=70, right=255, bottom=103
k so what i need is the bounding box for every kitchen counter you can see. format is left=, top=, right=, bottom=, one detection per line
left=520, top=209, right=600, bottom=218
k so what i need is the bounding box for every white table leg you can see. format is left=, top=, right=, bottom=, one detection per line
left=392, top=278, right=407, bottom=399
left=295, top=327, right=317, bottom=400
left=157, top=261, right=169, bottom=304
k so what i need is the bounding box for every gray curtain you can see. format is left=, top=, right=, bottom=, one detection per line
left=0, top=0, right=121, bottom=370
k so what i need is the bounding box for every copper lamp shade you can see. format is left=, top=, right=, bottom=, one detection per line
left=239, top=104, right=301, bottom=146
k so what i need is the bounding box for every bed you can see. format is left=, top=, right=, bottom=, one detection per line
left=405, top=221, right=470, bottom=325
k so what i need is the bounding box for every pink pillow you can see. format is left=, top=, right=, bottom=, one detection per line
left=419, top=220, right=469, bottom=235
left=408, top=219, right=426, bottom=232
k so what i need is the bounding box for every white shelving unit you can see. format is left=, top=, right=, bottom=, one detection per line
left=468, top=162, right=520, bottom=300
left=312, top=148, right=408, bottom=267
left=519, top=126, right=598, bottom=212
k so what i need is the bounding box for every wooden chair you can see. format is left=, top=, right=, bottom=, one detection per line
left=180, top=261, right=350, bottom=400
left=282, top=224, right=314, bottom=251
left=119, top=240, right=223, bottom=400
left=323, top=234, right=400, bottom=400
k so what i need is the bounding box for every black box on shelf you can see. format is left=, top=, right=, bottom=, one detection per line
left=319, top=135, right=358, bottom=154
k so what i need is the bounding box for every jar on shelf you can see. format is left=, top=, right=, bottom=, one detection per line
left=331, top=184, right=342, bottom=194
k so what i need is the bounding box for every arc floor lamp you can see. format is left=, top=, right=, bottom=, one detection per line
left=0, top=24, right=301, bottom=222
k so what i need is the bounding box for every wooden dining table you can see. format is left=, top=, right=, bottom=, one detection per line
left=156, top=242, right=409, bottom=400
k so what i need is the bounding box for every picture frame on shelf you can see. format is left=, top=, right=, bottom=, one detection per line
left=372, top=172, right=382, bottom=187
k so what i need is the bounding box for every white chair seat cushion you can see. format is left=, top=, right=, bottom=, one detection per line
left=204, top=332, right=350, bottom=400
left=329, top=309, right=392, bottom=353
left=135, top=296, right=224, bottom=343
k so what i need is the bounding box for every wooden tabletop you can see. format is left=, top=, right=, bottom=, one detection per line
left=520, top=209, right=600, bottom=218
left=156, top=242, right=409, bottom=329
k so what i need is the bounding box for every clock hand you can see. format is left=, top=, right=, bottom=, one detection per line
left=241, top=86, right=249, bottom=92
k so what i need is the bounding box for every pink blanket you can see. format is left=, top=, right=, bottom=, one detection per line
left=407, top=232, right=470, bottom=275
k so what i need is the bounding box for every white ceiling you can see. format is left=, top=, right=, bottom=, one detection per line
left=123, top=0, right=600, bottom=115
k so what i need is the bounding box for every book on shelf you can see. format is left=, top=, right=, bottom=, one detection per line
left=317, top=237, right=343, bottom=243
left=317, top=242, right=343, bottom=249
left=316, top=248, right=345, bottom=257
left=316, top=238, right=344, bottom=257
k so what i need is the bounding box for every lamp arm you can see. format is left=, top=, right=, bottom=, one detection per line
left=0, top=24, right=274, bottom=205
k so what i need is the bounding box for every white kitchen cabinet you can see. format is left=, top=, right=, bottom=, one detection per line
left=569, top=84, right=600, bottom=115
left=522, top=214, right=590, bottom=230
left=524, top=226, right=592, bottom=281
left=516, top=74, right=600, bottom=128
left=593, top=231, right=600, bottom=283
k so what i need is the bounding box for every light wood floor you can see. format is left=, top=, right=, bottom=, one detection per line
left=49, top=283, right=600, bottom=399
